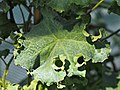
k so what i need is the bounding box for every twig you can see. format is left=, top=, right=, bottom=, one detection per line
left=8, top=0, right=20, bottom=33
left=106, top=29, right=120, bottom=37
left=19, top=4, right=26, bottom=24
left=92, top=0, right=105, bottom=10
left=111, top=60, right=117, bottom=72
left=7, top=56, right=14, bottom=68
left=102, top=29, right=120, bottom=41
left=2, top=56, right=14, bottom=89
left=0, top=57, right=7, bottom=66
left=87, top=0, right=105, bottom=14
left=8, top=0, right=15, bottom=23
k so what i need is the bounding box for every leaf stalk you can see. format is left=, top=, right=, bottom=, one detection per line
left=92, top=0, right=105, bottom=10
left=102, top=29, right=120, bottom=41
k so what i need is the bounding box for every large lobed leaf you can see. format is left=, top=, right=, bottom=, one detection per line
left=14, top=8, right=111, bottom=86
left=47, top=0, right=94, bottom=12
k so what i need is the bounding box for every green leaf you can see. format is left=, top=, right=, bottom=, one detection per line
left=0, top=49, right=10, bottom=59
left=0, top=79, right=2, bottom=89
left=47, top=0, right=94, bottom=12
left=14, top=8, right=111, bottom=86
left=0, top=1, right=10, bottom=13
left=0, top=78, right=12, bottom=90
left=23, top=80, right=38, bottom=90
left=109, top=1, right=120, bottom=15
left=83, top=29, right=102, bottom=42
left=106, top=80, right=120, bottom=90
left=7, top=84, right=19, bottom=90
left=0, top=13, right=18, bottom=39
left=23, top=80, right=48, bottom=90
left=0, top=78, right=21, bottom=90
left=115, top=0, right=120, bottom=6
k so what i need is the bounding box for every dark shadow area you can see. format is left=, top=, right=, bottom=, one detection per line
left=32, top=54, right=40, bottom=70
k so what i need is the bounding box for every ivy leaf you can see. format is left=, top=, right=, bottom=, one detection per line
left=47, top=0, right=93, bottom=12
left=14, top=8, right=111, bottom=86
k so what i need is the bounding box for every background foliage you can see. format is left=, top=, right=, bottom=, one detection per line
left=0, top=0, right=120, bottom=90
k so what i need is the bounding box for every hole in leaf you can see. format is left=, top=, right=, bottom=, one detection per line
left=55, top=69, right=61, bottom=72
left=78, top=65, right=85, bottom=71
left=64, top=60, right=70, bottom=72
left=77, top=56, right=84, bottom=64
left=55, top=60, right=63, bottom=67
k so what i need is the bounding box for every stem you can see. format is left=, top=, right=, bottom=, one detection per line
left=8, top=0, right=20, bottom=33
left=111, top=60, right=117, bottom=72
left=102, top=29, right=120, bottom=41
left=87, top=0, right=105, bottom=14
left=7, top=56, right=14, bottom=67
left=8, top=0, right=15, bottom=23
left=92, top=0, right=105, bottom=10
left=19, top=4, right=26, bottom=24
left=2, top=67, right=8, bottom=89
left=105, top=29, right=120, bottom=37
left=2, top=56, right=14, bottom=89
left=99, top=1, right=111, bottom=9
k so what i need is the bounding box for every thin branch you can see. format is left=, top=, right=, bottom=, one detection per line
left=21, top=3, right=33, bottom=19
left=19, top=4, right=26, bottom=24
left=0, top=57, right=7, bottom=66
left=102, top=29, right=120, bottom=41
left=0, top=56, right=13, bottom=69
left=2, top=56, right=13, bottom=89
left=87, top=0, right=105, bottom=14
left=8, top=0, right=20, bottom=33
left=8, top=0, right=15, bottom=23
left=106, top=29, right=120, bottom=37
left=7, top=56, right=14, bottom=68
left=88, top=24, right=120, bottom=36
left=92, top=0, right=105, bottom=10
left=111, top=60, right=117, bottom=72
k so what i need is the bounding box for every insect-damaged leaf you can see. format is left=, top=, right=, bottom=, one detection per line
left=14, top=8, right=111, bottom=86
left=47, top=0, right=94, bottom=12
